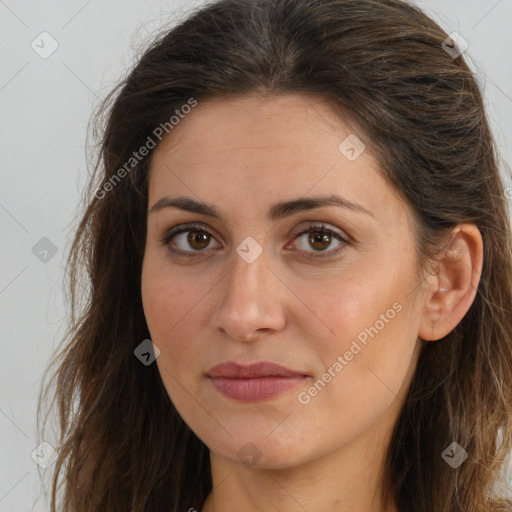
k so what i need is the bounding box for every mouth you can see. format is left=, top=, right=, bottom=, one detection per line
left=206, top=361, right=308, bottom=402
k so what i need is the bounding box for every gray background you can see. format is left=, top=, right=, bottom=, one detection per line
left=1, top=0, right=511, bottom=510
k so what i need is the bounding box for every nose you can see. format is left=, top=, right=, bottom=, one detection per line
left=210, top=247, right=287, bottom=342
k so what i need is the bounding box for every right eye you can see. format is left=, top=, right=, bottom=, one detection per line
left=159, top=223, right=221, bottom=256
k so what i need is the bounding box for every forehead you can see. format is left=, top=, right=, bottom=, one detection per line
left=152, top=93, right=353, bottom=161
left=147, top=93, right=403, bottom=222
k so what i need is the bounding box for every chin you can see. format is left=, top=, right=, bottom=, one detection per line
left=204, top=427, right=310, bottom=470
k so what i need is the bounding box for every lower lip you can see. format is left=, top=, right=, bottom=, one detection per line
left=209, top=376, right=306, bottom=402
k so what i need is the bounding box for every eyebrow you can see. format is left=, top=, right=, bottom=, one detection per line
left=148, top=194, right=374, bottom=221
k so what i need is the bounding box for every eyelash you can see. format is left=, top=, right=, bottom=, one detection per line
left=158, top=222, right=350, bottom=260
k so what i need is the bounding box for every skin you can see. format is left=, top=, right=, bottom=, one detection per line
left=141, top=93, right=483, bottom=512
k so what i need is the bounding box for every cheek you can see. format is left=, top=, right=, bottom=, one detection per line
left=290, top=308, right=419, bottom=464
left=302, top=264, right=420, bottom=402
left=142, top=249, right=202, bottom=333
left=308, top=289, right=419, bottom=429
left=141, top=260, right=209, bottom=421
left=141, top=256, right=205, bottom=367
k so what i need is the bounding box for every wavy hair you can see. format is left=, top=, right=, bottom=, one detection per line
left=37, top=0, right=512, bottom=510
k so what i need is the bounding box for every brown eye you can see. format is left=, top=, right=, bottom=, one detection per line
left=308, top=230, right=332, bottom=251
left=289, top=223, right=349, bottom=260
left=187, top=231, right=211, bottom=250
left=160, top=223, right=221, bottom=255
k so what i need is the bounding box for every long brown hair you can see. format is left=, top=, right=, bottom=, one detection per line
left=37, top=0, right=512, bottom=510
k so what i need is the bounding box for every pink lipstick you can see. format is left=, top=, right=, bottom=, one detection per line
left=207, top=361, right=307, bottom=402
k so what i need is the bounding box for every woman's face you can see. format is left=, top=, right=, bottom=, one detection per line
left=141, top=93, right=426, bottom=469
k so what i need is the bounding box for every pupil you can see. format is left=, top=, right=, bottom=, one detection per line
left=309, top=231, right=330, bottom=251
left=189, top=231, right=209, bottom=249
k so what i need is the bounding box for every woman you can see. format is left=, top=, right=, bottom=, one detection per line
left=38, top=0, right=512, bottom=510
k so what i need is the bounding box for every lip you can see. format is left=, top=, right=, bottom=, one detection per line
left=207, top=361, right=308, bottom=402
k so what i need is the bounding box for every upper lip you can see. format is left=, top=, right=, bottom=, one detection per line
left=207, top=361, right=307, bottom=379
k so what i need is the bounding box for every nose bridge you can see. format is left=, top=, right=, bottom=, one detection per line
left=211, top=241, right=285, bottom=340
left=226, top=231, right=271, bottom=293
left=223, top=245, right=272, bottom=311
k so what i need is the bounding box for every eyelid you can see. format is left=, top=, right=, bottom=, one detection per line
left=290, top=222, right=349, bottom=243
left=158, top=222, right=219, bottom=247
left=285, top=222, right=349, bottom=260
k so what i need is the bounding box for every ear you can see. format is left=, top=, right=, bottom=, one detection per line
left=418, top=224, right=483, bottom=342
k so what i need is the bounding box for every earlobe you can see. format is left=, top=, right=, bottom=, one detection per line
left=418, top=224, right=483, bottom=342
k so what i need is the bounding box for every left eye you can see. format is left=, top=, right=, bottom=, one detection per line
left=287, top=224, right=349, bottom=259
